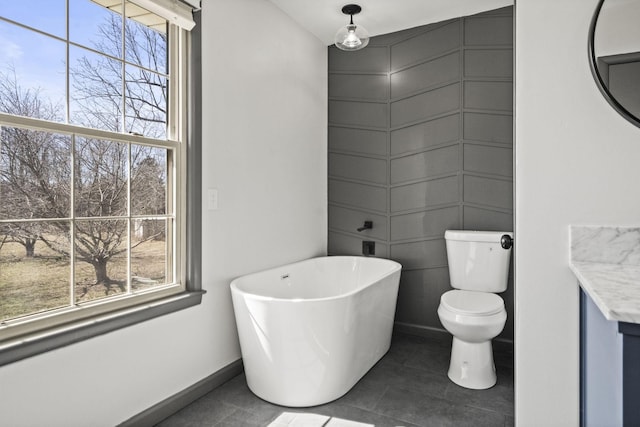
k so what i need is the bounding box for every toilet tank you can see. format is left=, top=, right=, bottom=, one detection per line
left=444, top=230, right=513, bottom=293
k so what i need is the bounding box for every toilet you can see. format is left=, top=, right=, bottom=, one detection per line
left=437, top=230, right=513, bottom=390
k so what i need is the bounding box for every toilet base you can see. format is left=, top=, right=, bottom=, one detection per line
left=447, top=337, right=497, bottom=390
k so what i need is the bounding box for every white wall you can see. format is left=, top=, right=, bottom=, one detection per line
left=0, top=0, right=327, bottom=425
left=515, top=0, right=640, bottom=425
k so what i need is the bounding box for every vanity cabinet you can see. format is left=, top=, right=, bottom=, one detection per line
left=617, top=323, right=640, bottom=423
left=580, top=290, right=640, bottom=426
left=571, top=226, right=640, bottom=427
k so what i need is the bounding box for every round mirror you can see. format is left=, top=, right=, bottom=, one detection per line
left=589, top=0, right=640, bottom=127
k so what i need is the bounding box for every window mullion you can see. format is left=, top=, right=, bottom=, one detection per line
left=65, top=0, right=70, bottom=125
left=168, top=25, right=179, bottom=141
left=127, top=143, right=132, bottom=295
left=67, top=0, right=75, bottom=309
left=123, top=0, right=131, bottom=295
left=70, top=134, right=76, bottom=308
left=121, top=0, right=127, bottom=134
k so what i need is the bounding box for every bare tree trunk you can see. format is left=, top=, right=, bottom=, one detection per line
left=25, top=238, right=36, bottom=257
left=92, top=259, right=110, bottom=284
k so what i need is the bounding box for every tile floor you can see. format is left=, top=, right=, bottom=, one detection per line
left=156, top=333, right=514, bottom=427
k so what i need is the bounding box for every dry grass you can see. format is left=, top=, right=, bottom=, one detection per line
left=0, top=238, right=167, bottom=322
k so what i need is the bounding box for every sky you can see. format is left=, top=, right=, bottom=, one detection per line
left=0, top=0, right=166, bottom=124
left=0, top=1, right=113, bottom=106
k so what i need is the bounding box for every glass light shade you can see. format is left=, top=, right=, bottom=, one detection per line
left=335, top=23, right=370, bottom=51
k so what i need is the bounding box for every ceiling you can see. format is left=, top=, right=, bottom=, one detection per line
left=268, top=0, right=514, bottom=46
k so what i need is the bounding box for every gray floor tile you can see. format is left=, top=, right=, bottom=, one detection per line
left=214, top=409, right=270, bottom=427
left=337, top=376, right=388, bottom=411
left=374, top=386, right=505, bottom=427
left=155, top=396, right=236, bottom=427
left=383, top=334, right=423, bottom=365
left=365, top=357, right=451, bottom=398
left=403, top=343, right=452, bottom=375
left=213, top=375, right=287, bottom=421
left=442, top=404, right=506, bottom=427
left=267, top=412, right=330, bottom=426
left=155, top=333, right=514, bottom=427
left=311, top=402, right=422, bottom=427
left=373, top=385, right=454, bottom=427
left=443, top=370, right=514, bottom=416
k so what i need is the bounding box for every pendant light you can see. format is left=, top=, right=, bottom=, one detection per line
left=334, top=4, right=370, bottom=51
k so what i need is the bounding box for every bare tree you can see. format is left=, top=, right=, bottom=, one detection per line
left=67, top=14, right=168, bottom=287
left=0, top=70, right=68, bottom=257
left=71, top=13, right=167, bottom=139
left=1, top=13, right=167, bottom=287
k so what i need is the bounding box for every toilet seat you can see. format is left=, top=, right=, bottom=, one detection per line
left=440, top=290, right=504, bottom=316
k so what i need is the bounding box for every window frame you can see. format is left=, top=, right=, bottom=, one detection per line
left=0, top=5, right=202, bottom=366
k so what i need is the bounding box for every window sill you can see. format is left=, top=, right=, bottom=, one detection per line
left=0, top=290, right=205, bottom=367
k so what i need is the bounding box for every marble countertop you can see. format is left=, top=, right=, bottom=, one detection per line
left=570, top=226, right=640, bottom=323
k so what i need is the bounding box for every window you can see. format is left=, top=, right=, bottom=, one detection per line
left=0, top=0, right=201, bottom=361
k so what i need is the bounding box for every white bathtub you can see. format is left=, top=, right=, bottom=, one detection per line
left=230, top=256, right=402, bottom=407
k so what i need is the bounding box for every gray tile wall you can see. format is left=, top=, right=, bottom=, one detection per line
left=328, top=7, right=514, bottom=340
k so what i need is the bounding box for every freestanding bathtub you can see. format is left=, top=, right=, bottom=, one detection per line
left=230, top=256, right=402, bottom=407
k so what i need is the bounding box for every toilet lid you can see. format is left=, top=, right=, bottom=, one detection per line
left=440, top=290, right=504, bottom=316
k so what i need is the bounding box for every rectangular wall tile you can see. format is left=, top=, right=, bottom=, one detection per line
left=391, top=145, right=459, bottom=184
left=463, top=206, right=513, bottom=231
left=375, top=26, right=430, bottom=47
left=328, top=231, right=388, bottom=258
left=391, top=21, right=460, bottom=70
left=391, top=114, right=459, bottom=155
left=501, top=279, right=514, bottom=340
left=422, top=267, right=453, bottom=326
left=396, top=267, right=451, bottom=327
left=329, top=46, right=389, bottom=73
left=391, top=206, right=459, bottom=241
left=463, top=144, right=513, bottom=177
left=329, top=100, right=388, bottom=128
left=391, top=176, right=459, bottom=212
left=329, top=205, right=387, bottom=241
left=463, top=112, right=512, bottom=144
left=329, top=179, right=387, bottom=213
left=328, top=7, right=514, bottom=340
left=464, top=49, right=513, bottom=78
left=391, top=239, right=447, bottom=270
left=464, top=15, right=513, bottom=46
left=329, top=73, right=389, bottom=101
left=464, top=81, right=512, bottom=112
left=391, top=83, right=460, bottom=128
left=463, top=175, right=512, bottom=210
left=391, top=52, right=460, bottom=99
left=395, top=271, right=427, bottom=325
left=329, top=153, right=387, bottom=184
left=329, top=127, right=387, bottom=156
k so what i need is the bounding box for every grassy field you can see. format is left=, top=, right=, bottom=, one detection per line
left=0, top=238, right=167, bottom=322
